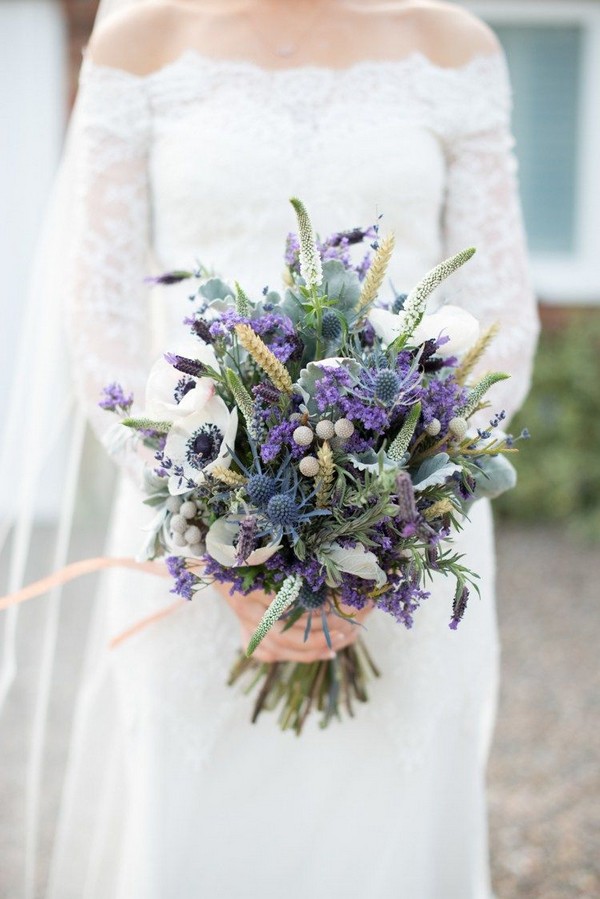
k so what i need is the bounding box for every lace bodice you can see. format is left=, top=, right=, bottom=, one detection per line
left=67, top=48, right=539, bottom=471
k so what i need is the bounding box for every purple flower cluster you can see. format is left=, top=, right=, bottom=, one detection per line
left=208, top=308, right=300, bottom=362
left=313, top=366, right=354, bottom=411
left=375, top=573, right=430, bottom=629
left=98, top=382, right=133, bottom=413
left=165, top=556, right=196, bottom=601
left=285, top=226, right=376, bottom=282
left=260, top=420, right=304, bottom=463
left=420, top=377, right=469, bottom=432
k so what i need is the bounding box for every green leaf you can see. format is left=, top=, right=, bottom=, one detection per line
left=457, top=372, right=510, bottom=418
left=122, top=417, right=172, bottom=434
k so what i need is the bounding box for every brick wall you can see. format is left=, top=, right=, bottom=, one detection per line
left=60, top=0, right=100, bottom=106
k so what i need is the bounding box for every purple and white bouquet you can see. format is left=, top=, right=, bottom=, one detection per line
left=101, top=199, right=526, bottom=733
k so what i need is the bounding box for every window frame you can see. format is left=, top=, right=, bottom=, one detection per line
left=465, top=0, right=600, bottom=305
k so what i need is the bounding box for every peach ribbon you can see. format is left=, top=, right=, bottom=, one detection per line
left=0, top=557, right=186, bottom=647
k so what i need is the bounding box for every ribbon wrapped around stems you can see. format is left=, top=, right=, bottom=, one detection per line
left=0, top=557, right=184, bottom=647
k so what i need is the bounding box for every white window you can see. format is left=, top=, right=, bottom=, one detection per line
left=465, top=1, right=600, bottom=304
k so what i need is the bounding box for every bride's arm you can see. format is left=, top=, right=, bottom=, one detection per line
left=440, top=49, right=541, bottom=427
left=65, top=58, right=155, bottom=482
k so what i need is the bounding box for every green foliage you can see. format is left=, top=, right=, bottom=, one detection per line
left=496, top=314, right=600, bottom=541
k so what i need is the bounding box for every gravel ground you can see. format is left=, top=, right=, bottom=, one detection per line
left=489, top=524, right=600, bottom=898
left=1, top=521, right=598, bottom=897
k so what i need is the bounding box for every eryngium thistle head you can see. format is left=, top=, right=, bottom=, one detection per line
left=392, top=293, right=407, bottom=313
left=246, top=474, right=277, bottom=507
left=321, top=311, right=342, bottom=341
left=298, top=585, right=328, bottom=610
left=374, top=368, right=401, bottom=403
left=267, top=493, right=299, bottom=525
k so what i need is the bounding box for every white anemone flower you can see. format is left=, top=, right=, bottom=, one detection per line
left=368, top=307, right=406, bottom=345
left=322, top=542, right=387, bottom=588
left=144, top=340, right=220, bottom=421
left=205, top=517, right=282, bottom=568
left=368, top=304, right=480, bottom=358
left=412, top=305, right=480, bottom=358
left=164, top=398, right=238, bottom=495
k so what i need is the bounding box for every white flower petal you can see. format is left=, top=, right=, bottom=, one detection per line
left=144, top=339, right=220, bottom=420
left=205, top=516, right=281, bottom=568
left=368, top=308, right=406, bottom=345
left=205, top=517, right=238, bottom=567
left=325, top=542, right=387, bottom=588
left=412, top=305, right=480, bottom=358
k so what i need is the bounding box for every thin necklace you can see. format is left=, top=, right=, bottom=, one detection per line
left=242, top=4, right=327, bottom=59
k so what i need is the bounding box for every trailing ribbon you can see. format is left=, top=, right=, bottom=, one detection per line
left=0, top=556, right=185, bottom=647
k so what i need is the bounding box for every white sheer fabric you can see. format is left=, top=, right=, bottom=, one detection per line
left=46, top=48, right=539, bottom=898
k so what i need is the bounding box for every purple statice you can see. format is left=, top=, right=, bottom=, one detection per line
left=98, top=382, right=133, bottom=413
left=260, top=420, right=304, bottom=463
left=251, top=312, right=299, bottom=363
left=313, top=366, right=354, bottom=412
left=266, top=552, right=327, bottom=592
left=208, top=309, right=247, bottom=339
left=202, top=555, right=268, bottom=596
left=208, top=308, right=300, bottom=362
left=165, top=556, right=196, bottom=601
left=420, top=376, right=469, bottom=433
left=340, top=396, right=390, bottom=432
left=376, top=571, right=430, bottom=629
left=319, top=234, right=352, bottom=269
left=343, top=431, right=373, bottom=454
left=337, top=574, right=375, bottom=612
left=284, top=232, right=301, bottom=269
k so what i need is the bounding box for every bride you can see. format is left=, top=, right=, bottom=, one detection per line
left=9, top=0, right=539, bottom=896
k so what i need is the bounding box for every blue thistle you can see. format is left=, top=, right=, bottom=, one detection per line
left=374, top=369, right=401, bottom=403
left=321, top=311, right=342, bottom=341
left=246, top=474, right=277, bottom=507
left=267, top=493, right=300, bottom=526
left=392, top=292, right=408, bottom=313
left=298, top=585, right=328, bottom=610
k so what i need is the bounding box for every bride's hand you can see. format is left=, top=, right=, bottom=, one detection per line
left=212, top=581, right=374, bottom=663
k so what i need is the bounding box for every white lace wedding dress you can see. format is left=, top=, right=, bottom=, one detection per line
left=49, top=49, right=539, bottom=898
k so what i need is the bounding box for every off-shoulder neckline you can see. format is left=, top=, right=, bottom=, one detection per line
left=80, top=46, right=506, bottom=84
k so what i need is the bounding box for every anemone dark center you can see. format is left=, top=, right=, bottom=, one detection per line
left=185, top=423, right=222, bottom=470
left=174, top=376, right=196, bottom=404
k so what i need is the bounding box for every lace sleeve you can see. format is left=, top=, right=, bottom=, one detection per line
left=440, top=53, right=540, bottom=427
left=65, top=59, right=154, bottom=482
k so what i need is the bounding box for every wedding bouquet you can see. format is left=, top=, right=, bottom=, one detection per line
left=101, top=198, right=527, bottom=734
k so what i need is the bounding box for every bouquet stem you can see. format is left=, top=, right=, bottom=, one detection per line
left=227, top=639, right=381, bottom=735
